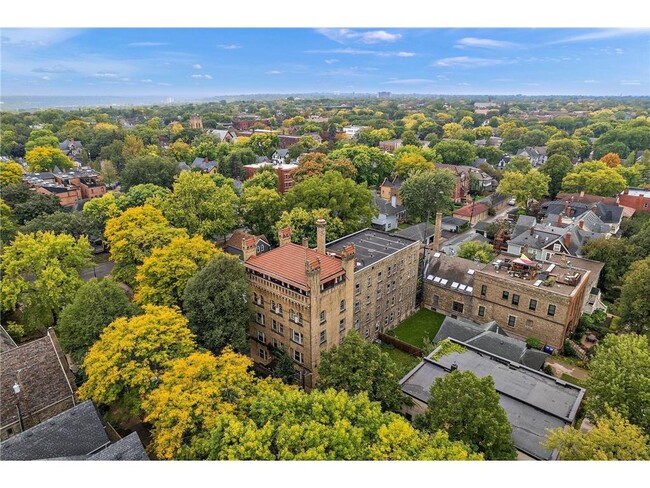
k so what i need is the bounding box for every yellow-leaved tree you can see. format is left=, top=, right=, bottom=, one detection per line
left=0, top=160, right=24, bottom=187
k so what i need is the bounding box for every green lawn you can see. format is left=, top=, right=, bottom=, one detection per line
left=387, top=309, right=446, bottom=349
left=379, top=344, right=421, bottom=375
left=561, top=374, right=587, bottom=390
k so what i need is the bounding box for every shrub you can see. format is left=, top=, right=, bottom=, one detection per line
left=526, top=337, right=543, bottom=350
left=563, top=339, right=577, bottom=358
left=542, top=364, right=555, bottom=376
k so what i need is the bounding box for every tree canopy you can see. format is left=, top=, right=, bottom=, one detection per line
left=399, top=169, right=456, bottom=223
left=539, top=154, right=573, bottom=199
left=496, top=170, right=550, bottom=208
left=457, top=240, right=496, bottom=263
left=119, top=155, right=180, bottom=191
left=0, top=161, right=24, bottom=187
left=619, top=257, right=650, bottom=335
left=25, top=146, right=74, bottom=171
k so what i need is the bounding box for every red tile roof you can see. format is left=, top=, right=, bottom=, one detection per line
left=453, top=202, right=489, bottom=217
left=244, top=242, right=345, bottom=290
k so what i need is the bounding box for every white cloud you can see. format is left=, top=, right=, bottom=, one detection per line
left=218, top=44, right=242, bottom=49
left=140, top=79, right=153, bottom=83
left=191, top=74, right=213, bottom=79
left=307, top=48, right=412, bottom=57
left=583, top=80, right=600, bottom=84
left=40, top=75, right=51, bottom=81
left=621, top=80, right=641, bottom=85
left=397, top=52, right=416, bottom=57
left=316, top=29, right=401, bottom=44
left=455, top=37, right=520, bottom=49
left=192, top=64, right=202, bottom=69
left=128, top=41, right=169, bottom=47
left=434, top=56, right=512, bottom=68
left=615, top=48, right=624, bottom=54
left=32, top=64, right=75, bottom=73
left=384, top=78, right=435, bottom=85
left=266, top=70, right=282, bottom=75
left=1, top=28, right=84, bottom=48
left=547, top=28, right=648, bottom=45
left=92, top=72, right=119, bottom=78
left=324, top=59, right=339, bottom=64
left=457, top=82, right=471, bottom=86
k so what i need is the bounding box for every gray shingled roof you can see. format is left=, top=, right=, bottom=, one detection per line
left=88, top=432, right=149, bottom=461
left=395, top=222, right=436, bottom=242
left=0, top=401, right=110, bottom=460
left=374, top=195, right=405, bottom=217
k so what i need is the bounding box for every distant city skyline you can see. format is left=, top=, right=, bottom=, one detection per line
left=1, top=28, right=649, bottom=98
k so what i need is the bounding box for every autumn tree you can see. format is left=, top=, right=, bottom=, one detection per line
left=0, top=160, right=24, bottom=187
left=1, top=231, right=92, bottom=330
left=545, top=407, right=650, bottom=460
left=104, top=204, right=187, bottom=285
left=457, top=240, right=496, bottom=263
left=601, top=152, right=622, bottom=168
left=318, top=330, right=408, bottom=412
left=561, top=161, right=627, bottom=197
left=121, top=134, right=145, bottom=159
left=168, top=140, right=193, bottom=162
left=82, top=192, right=122, bottom=231
left=239, top=185, right=283, bottom=239
left=135, top=235, right=219, bottom=307
left=496, top=170, right=550, bottom=208
left=399, top=169, right=456, bottom=223
left=57, top=278, right=140, bottom=364
left=586, top=334, right=650, bottom=435
left=183, top=253, right=250, bottom=355
left=120, top=155, right=180, bottom=191
left=415, top=370, right=516, bottom=460
left=25, top=146, right=74, bottom=171
left=293, top=153, right=357, bottom=182
left=248, top=133, right=279, bottom=157
left=619, top=257, right=650, bottom=335
left=78, top=305, right=196, bottom=414
left=0, top=199, right=16, bottom=244
left=540, top=154, right=573, bottom=199
left=394, top=151, right=435, bottom=179
left=162, top=171, right=239, bottom=239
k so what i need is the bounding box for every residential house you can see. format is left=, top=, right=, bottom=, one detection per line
left=434, top=164, right=473, bottom=203
left=540, top=200, right=624, bottom=234
left=233, top=118, right=270, bottom=131
left=53, top=167, right=107, bottom=200
left=22, top=173, right=82, bottom=206
left=342, top=125, right=366, bottom=138
left=378, top=139, right=403, bottom=153
left=225, top=229, right=271, bottom=260
left=379, top=175, right=403, bottom=206
left=474, top=101, right=499, bottom=115
left=478, top=193, right=510, bottom=213
left=452, top=202, right=490, bottom=225
left=396, top=222, right=437, bottom=247
left=400, top=340, right=584, bottom=460
left=441, top=216, right=468, bottom=233
left=210, top=129, right=237, bottom=143
left=619, top=187, right=650, bottom=213
left=372, top=195, right=406, bottom=232
left=279, top=135, right=301, bottom=149
left=58, top=139, right=85, bottom=163
left=191, top=157, right=218, bottom=173
left=272, top=148, right=289, bottom=164
left=1, top=329, right=76, bottom=440
left=515, top=146, right=548, bottom=167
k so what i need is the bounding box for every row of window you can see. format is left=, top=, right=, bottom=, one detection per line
left=253, top=296, right=305, bottom=324
left=258, top=347, right=304, bottom=365
left=480, top=285, right=557, bottom=317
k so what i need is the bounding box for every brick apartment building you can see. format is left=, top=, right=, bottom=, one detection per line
left=619, top=187, right=650, bottom=213
left=22, top=168, right=106, bottom=206
left=422, top=252, right=595, bottom=350
left=243, top=221, right=420, bottom=387
left=243, top=162, right=297, bottom=194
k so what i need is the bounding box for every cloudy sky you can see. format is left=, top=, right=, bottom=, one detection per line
left=1, top=27, right=648, bottom=97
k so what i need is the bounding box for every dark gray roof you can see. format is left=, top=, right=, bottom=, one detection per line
left=0, top=401, right=110, bottom=460
left=179, top=161, right=191, bottom=171
left=424, top=254, right=486, bottom=294
left=374, top=195, right=405, bottom=217
left=441, top=216, right=467, bottom=226
left=0, top=325, right=17, bottom=352
left=88, top=432, right=149, bottom=461
left=327, top=228, right=417, bottom=271
left=274, top=148, right=289, bottom=158
left=191, top=157, right=217, bottom=171
left=400, top=341, right=584, bottom=460
left=395, top=222, right=436, bottom=242
left=513, top=215, right=537, bottom=237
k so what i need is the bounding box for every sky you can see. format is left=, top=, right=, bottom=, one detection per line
left=1, top=27, right=649, bottom=98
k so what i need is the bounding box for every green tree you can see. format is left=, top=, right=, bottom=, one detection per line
left=120, top=183, right=171, bottom=210
left=283, top=171, right=374, bottom=235
left=104, top=204, right=187, bottom=285
left=25, top=129, right=60, bottom=152
left=120, top=155, right=180, bottom=191
left=457, top=240, right=496, bottom=263
left=328, top=145, right=394, bottom=186
left=400, top=169, right=456, bottom=223
left=545, top=407, right=650, bottom=460
left=546, top=137, right=580, bottom=159
left=57, top=278, right=140, bottom=364
left=497, top=170, right=550, bottom=208
left=0, top=161, right=24, bottom=187
left=271, top=347, right=297, bottom=385
left=394, top=151, right=435, bottom=179
left=415, top=370, right=516, bottom=460
left=82, top=192, right=122, bottom=232
left=318, top=330, right=408, bottom=412
left=401, top=129, right=421, bottom=147
left=586, top=334, right=650, bottom=435
left=274, top=207, right=346, bottom=246
left=78, top=305, right=196, bottom=415
left=121, top=134, right=145, bottom=159
left=0, top=199, right=16, bottom=244
left=248, top=133, right=279, bottom=158
left=22, top=211, right=102, bottom=240
left=476, top=146, right=504, bottom=166
left=619, top=257, right=650, bottom=335
left=25, top=146, right=74, bottom=171
left=1, top=231, right=92, bottom=330
left=168, top=140, right=193, bottom=162
left=239, top=185, right=283, bottom=239
left=503, top=156, right=532, bottom=174
left=221, top=148, right=255, bottom=179
left=561, top=161, right=627, bottom=197
left=162, top=171, right=239, bottom=239
left=433, top=139, right=477, bottom=166
left=582, top=237, right=639, bottom=295
left=242, top=166, right=278, bottom=190
left=540, top=154, right=573, bottom=199
left=183, top=254, right=250, bottom=355
left=2, top=183, right=62, bottom=224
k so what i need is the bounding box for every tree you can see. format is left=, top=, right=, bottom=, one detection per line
left=546, top=138, right=580, bottom=159
left=544, top=407, right=650, bottom=460
left=78, top=305, right=196, bottom=414
left=271, top=347, right=297, bottom=385
left=582, top=237, right=639, bottom=295
left=540, top=154, right=573, bottom=199
left=239, top=185, right=283, bottom=239
left=22, top=210, right=102, bottom=240
left=317, top=330, right=408, bottom=412
left=328, top=145, right=394, bottom=186
left=221, top=148, right=255, bottom=179
left=162, top=171, right=239, bottom=239
left=82, top=192, right=122, bottom=232
left=497, top=170, right=550, bottom=208
left=400, top=169, right=456, bottom=223
left=168, top=140, right=193, bottom=162
left=601, top=152, right=622, bottom=168
left=25, top=146, right=74, bottom=171
left=274, top=207, right=346, bottom=246
left=561, top=161, right=627, bottom=197
left=1, top=231, right=92, bottom=330
left=120, top=155, right=180, bottom=191
left=433, top=139, right=477, bottom=166
left=474, top=126, right=493, bottom=140
left=283, top=171, right=374, bottom=235
left=619, top=257, right=650, bottom=335
left=121, top=134, right=145, bottom=159
left=477, top=146, right=504, bottom=166
left=394, top=151, right=435, bottom=179
left=143, top=349, right=257, bottom=460
left=104, top=204, right=187, bottom=285
left=293, top=153, right=357, bottom=182
left=0, top=199, right=16, bottom=244
left=248, top=133, right=279, bottom=157
left=415, top=370, right=516, bottom=460
left=135, top=235, right=220, bottom=307
left=183, top=254, right=250, bottom=355
left=503, top=156, right=532, bottom=174
left=401, top=129, right=421, bottom=147
left=120, top=183, right=171, bottom=210
left=2, top=182, right=62, bottom=225
left=443, top=123, right=464, bottom=139
left=0, top=161, right=23, bottom=187
left=25, top=129, right=60, bottom=152
left=585, top=334, right=650, bottom=435
left=242, top=166, right=278, bottom=190
left=57, top=278, right=140, bottom=364
left=457, top=240, right=496, bottom=263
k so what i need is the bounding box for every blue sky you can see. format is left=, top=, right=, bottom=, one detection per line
left=1, top=28, right=648, bottom=97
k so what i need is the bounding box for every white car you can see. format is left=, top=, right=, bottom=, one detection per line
left=508, top=198, right=516, bottom=206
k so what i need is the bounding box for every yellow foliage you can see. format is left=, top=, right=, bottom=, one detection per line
left=0, top=161, right=24, bottom=187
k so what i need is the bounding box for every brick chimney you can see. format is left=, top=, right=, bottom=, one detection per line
left=530, top=226, right=534, bottom=236
left=556, top=213, right=563, bottom=227
left=578, top=220, right=584, bottom=229
left=278, top=226, right=292, bottom=247
left=242, top=236, right=257, bottom=261
left=433, top=212, right=443, bottom=252
left=564, top=232, right=572, bottom=249
left=316, top=218, right=327, bottom=255
left=302, top=237, right=310, bottom=248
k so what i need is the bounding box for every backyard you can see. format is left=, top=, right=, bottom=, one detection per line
left=386, top=308, right=446, bottom=349
left=379, top=344, right=421, bottom=375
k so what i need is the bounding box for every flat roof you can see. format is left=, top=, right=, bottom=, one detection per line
left=625, top=187, right=650, bottom=197
left=424, top=253, right=487, bottom=295
left=400, top=341, right=584, bottom=460
left=327, top=228, right=417, bottom=271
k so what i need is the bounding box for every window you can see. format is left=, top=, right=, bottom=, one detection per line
left=376, top=321, right=381, bottom=331
left=289, top=309, right=295, bottom=321
left=320, top=330, right=327, bottom=345
left=298, top=313, right=303, bottom=324
left=432, top=295, right=439, bottom=307
left=478, top=305, right=485, bottom=317
left=480, top=285, right=487, bottom=297
left=355, top=283, right=361, bottom=295
left=548, top=304, right=556, bottom=316
left=507, top=315, right=517, bottom=327
left=529, top=299, right=537, bottom=311
left=388, top=265, right=392, bottom=276
left=367, top=277, right=372, bottom=287
left=340, top=300, right=346, bottom=312
left=271, top=320, right=284, bottom=335
left=365, top=312, right=371, bottom=323
left=275, top=303, right=283, bottom=315
left=257, top=331, right=266, bottom=343
left=512, top=294, right=520, bottom=306
left=291, top=329, right=303, bottom=345
left=320, top=311, right=326, bottom=323
left=339, top=319, right=346, bottom=332
left=366, top=295, right=371, bottom=305
left=255, top=313, right=265, bottom=326
left=452, top=301, right=464, bottom=313
left=525, top=319, right=534, bottom=329
left=553, top=243, right=561, bottom=252
left=253, top=293, right=264, bottom=307
left=377, top=290, right=382, bottom=300
left=271, top=337, right=280, bottom=348
left=502, top=291, right=509, bottom=300
left=377, top=271, right=383, bottom=283
left=364, top=328, right=370, bottom=339
left=354, top=301, right=361, bottom=313
left=259, top=348, right=268, bottom=360
left=354, top=319, right=360, bottom=329
left=293, top=349, right=304, bottom=364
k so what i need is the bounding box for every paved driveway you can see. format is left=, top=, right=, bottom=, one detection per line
left=80, top=261, right=115, bottom=281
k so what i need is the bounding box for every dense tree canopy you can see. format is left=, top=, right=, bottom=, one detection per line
left=539, top=154, right=573, bottom=199
left=399, top=169, right=455, bottom=222
left=496, top=169, right=550, bottom=208
left=25, top=146, right=74, bottom=171
left=619, top=257, right=650, bottom=335
left=457, top=241, right=496, bottom=263
left=433, top=139, right=477, bottom=166
left=22, top=211, right=102, bottom=240
left=561, top=161, right=628, bottom=197
left=120, top=155, right=180, bottom=191
left=328, top=145, right=394, bottom=186
left=239, top=185, right=283, bottom=240
left=0, top=160, right=24, bottom=187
